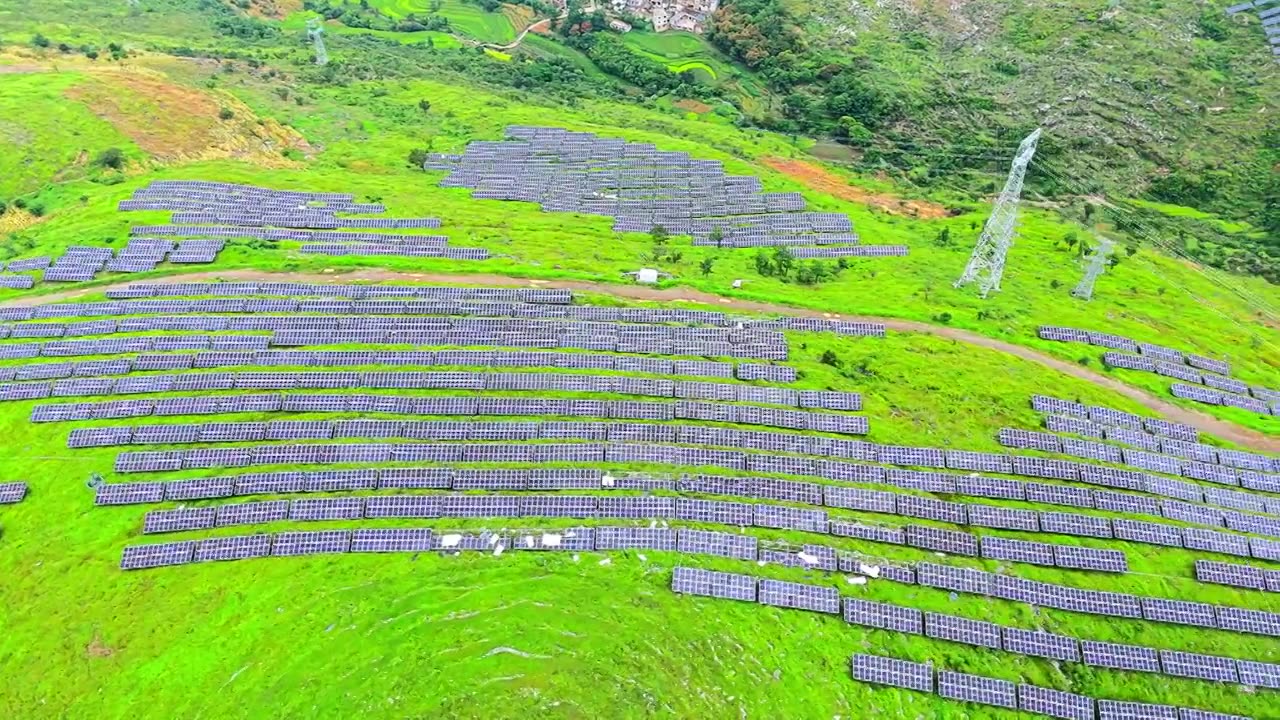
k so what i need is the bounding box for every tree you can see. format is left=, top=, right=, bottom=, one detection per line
left=407, top=148, right=430, bottom=168
left=771, top=246, right=795, bottom=276
left=708, top=226, right=724, bottom=245
left=418, top=99, right=431, bottom=112
left=819, top=349, right=841, bottom=367
left=698, top=258, right=714, bottom=276
left=1107, top=255, right=1122, bottom=269
left=650, top=225, right=669, bottom=245
left=754, top=249, right=774, bottom=276
left=0, top=199, right=6, bottom=215
left=1125, top=244, right=1138, bottom=257
left=94, top=147, right=125, bottom=170
left=218, top=107, right=235, bottom=120
left=1062, top=231, right=1078, bottom=252
left=933, top=227, right=952, bottom=248
left=33, top=33, right=50, bottom=48
left=1083, top=203, right=1095, bottom=223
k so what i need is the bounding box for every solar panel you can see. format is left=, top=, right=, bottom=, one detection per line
left=670, top=566, right=757, bottom=601
left=142, top=504, right=217, bottom=533
left=850, top=654, right=933, bottom=692
left=1053, top=545, right=1128, bottom=573
left=1194, top=560, right=1265, bottom=590
left=916, top=563, right=991, bottom=593
left=1097, top=700, right=1178, bottom=720
left=272, top=530, right=351, bottom=556
left=757, top=578, right=841, bottom=614
left=981, top=536, right=1055, bottom=565
left=1158, top=651, right=1239, bottom=682
left=1001, top=627, right=1080, bottom=661
left=215, top=500, right=290, bottom=527
left=904, top=526, right=979, bottom=556
left=1113, top=519, right=1183, bottom=547
left=1236, top=659, right=1280, bottom=689
left=841, top=598, right=924, bottom=634
left=937, top=671, right=1017, bottom=709
left=924, top=612, right=1001, bottom=649
left=1018, top=685, right=1095, bottom=720
left=1141, top=598, right=1218, bottom=627
left=194, top=535, right=273, bottom=562
left=1215, top=606, right=1280, bottom=636
left=1080, top=640, right=1160, bottom=672
left=120, top=541, right=196, bottom=570
left=676, top=529, right=757, bottom=560
left=350, top=528, right=434, bottom=553
left=0, top=481, right=27, bottom=504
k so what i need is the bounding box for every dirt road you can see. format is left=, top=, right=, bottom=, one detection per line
left=6, top=268, right=1276, bottom=452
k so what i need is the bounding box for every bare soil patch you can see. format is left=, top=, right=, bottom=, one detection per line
left=763, top=156, right=950, bottom=219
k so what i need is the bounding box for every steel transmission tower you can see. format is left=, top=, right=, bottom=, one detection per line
left=1071, top=236, right=1114, bottom=301
left=954, top=128, right=1042, bottom=297
left=307, top=19, right=329, bottom=66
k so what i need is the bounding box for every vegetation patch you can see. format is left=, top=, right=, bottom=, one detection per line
left=63, top=70, right=311, bottom=166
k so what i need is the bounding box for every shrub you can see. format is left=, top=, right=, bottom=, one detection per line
left=218, top=107, right=235, bottom=120
left=32, top=33, right=50, bottom=48
left=407, top=148, right=431, bottom=167
left=94, top=147, right=125, bottom=169
left=819, top=350, right=841, bottom=367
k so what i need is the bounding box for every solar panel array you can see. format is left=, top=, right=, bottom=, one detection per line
left=118, top=180, right=487, bottom=261
left=428, top=126, right=907, bottom=258
left=1036, top=326, right=1279, bottom=416
left=848, top=653, right=1240, bottom=719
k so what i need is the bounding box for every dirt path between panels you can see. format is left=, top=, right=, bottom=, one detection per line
left=7, top=268, right=1277, bottom=452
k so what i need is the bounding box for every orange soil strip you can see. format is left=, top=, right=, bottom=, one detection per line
left=763, top=156, right=950, bottom=219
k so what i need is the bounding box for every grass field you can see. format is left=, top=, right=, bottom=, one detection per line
left=362, top=0, right=517, bottom=43
left=1, top=25, right=1279, bottom=718
left=0, top=309, right=1278, bottom=719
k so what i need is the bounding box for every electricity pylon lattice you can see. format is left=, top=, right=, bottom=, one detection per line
left=1071, top=237, right=1114, bottom=301
left=307, top=18, right=329, bottom=66
left=954, top=128, right=1042, bottom=298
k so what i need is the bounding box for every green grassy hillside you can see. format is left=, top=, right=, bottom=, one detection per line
left=0, top=3, right=1278, bottom=717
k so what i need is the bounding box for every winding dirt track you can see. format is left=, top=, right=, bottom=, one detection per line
left=7, top=269, right=1276, bottom=453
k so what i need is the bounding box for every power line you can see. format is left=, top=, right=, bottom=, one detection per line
left=1034, top=160, right=1280, bottom=324
left=1030, top=161, right=1280, bottom=354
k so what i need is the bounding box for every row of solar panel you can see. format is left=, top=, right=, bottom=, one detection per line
left=0, top=350, right=798, bottom=384
left=1, top=302, right=885, bottom=340
left=676, top=569, right=1274, bottom=697
left=1036, top=325, right=1280, bottom=411
left=909, top=559, right=1280, bottom=637
left=1, top=315, right=789, bottom=348
left=104, top=282, right=570, bottom=303
left=998, top=428, right=1277, bottom=493
left=1037, top=325, right=1230, bottom=375
left=0, top=332, right=787, bottom=362
left=127, top=484, right=1129, bottom=574
left=1031, top=394, right=1200, bottom=442
left=1194, top=559, right=1280, bottom=593
left=25, top=365, right=838, bottom=405
left=92, top=435, right=1280, bottom=562
left=1170, top=382, right=1280, bottom=418
left=297, top=244, right=489, bottom=260
left=65, top=404, right=1278, bottom=537
left=850, top=653, right=1249, bottom=719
